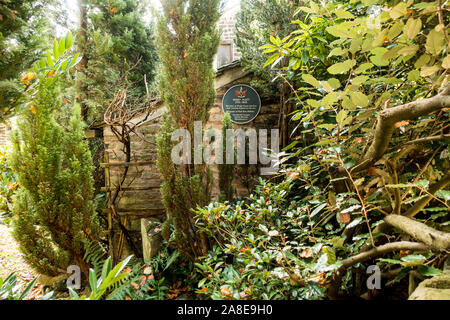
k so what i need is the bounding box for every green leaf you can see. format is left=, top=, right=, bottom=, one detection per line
left=322, top=91, right=341, bottom=106
left=89, top=268, right=98, bottom=291
left=318, top=123, right=336, bottom=130
left=164, top=250, right=180, bottom=271
left=385, top=183, right=415, bottom=188
left=417, top=265, right=442, bottom=276
left=39, top=58, right=46, bottom=69
left=345, top=216, right=363, bottom=229
left=302, top=74, right=320, bottom=87
left=370, top=47, right=389, bottom=66
left=407, top=69, right=420, bottom=81
left=382, top=46, right=403, bottom=61
left=46, top=52, right=53, bottom=67
left=298, top=6, right=315, bottom=14
left=58, top=38, right=66, bottom=56
left=18, top=276, right=39, bottom=300
left=101, top=257, right=112, bottom=280
left=264, top=53, right=280, bottom=68
left=69, top=288, right=80, bottom=299
left=435, top=190, right=450, bottom=201
left=311, top=203, right=327, bottom=218
left=390, top=2, right=408, bottom=19
left=378, top=258, right=403, bottom=265
left=321, top=81, right=334, bottom=93
left=388, top=21, right=404, bottom=40
left=350, top=91, right=369, bottom=107
left=420, top=64, right=441, bottom=77
left=301, top=49, right=309, bottom=64
left=443, top=55, right=450, bottom=69
left=335, top=9, right=355, bottom=19
left=327, top=59, right=356, bottom=74
left=352, top=75, right=369, bottom=86
left=336, top=110, right=348, bottom=125
left=425, top=30, right=445, bottom=56
left=415, top=54, right=430, bottom=69
left=69, top=53, right=82, bottom=68
left=328, top=78, right=341, bottom=89
left=355, top=63, right=373, bottom=75
left=61, top=59, right=68, bottom=71
left=65, top=32, right=73, bottom=49
left=404, top=18, right=422, bottom=40
left=401, top=254, right=426, bottom=267
left=53, top=39, right=59, bottom=60
left=398, top=45, right=419, bottom=56
left=342, top=96, right=356, bottom=110
left=324, top=247, right=337, bottom=264
left=328, top=48, right=347, bottom=57
left=329, top=236, right=345, bottom=248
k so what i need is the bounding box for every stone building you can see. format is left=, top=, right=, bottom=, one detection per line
left=0, top=117, right=16, bottom=148
left=0, top=125, right=9, bottom=147
left=215, top=5, right=241, bottom=69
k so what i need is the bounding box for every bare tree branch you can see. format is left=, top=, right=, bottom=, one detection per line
left=327, top=241, right=430, bottom=299
left=338, top=241, right=430, bottom=270
left=404, top=134, right=450, bottom=145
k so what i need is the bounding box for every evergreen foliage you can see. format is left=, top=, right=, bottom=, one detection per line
left=8, top=36, right=103, bottom=277
left=218, top=113, right=235, bottom=202
left=235, top=0, right=301, bottom=93
left=0, top=0, right=56, bottom=121
left=76, top=0, right=157, bottom=123
left=155, top=0, right=221, bottom=260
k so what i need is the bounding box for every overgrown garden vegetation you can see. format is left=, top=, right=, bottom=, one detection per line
left=0, top=0, right=449, bottom=301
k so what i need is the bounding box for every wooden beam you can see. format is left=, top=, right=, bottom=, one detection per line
left=84, top=129, right=103, bottom=139
left=100, top=161, right=154, bottom=168
left=102, top=208, right=165, bottom=216
left=100, top=186, right=160, bottom=192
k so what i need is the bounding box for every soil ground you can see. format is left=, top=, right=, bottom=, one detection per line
left=0, top=224, right=43, bottom=299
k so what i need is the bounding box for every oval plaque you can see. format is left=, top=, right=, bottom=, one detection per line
left=222, top=84, right=261, bottom=124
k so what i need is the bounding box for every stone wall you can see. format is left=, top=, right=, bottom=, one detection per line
left=208, top=63, right=280, bottom=199
left=103, top=108, right=166, bottom=258
left=103, top=62, right=281, bottom=258
left=0, top=125, right=9, bottom=147
left=103, top=108, right=166, bottom=217
left=216, top=6, right=241, bottom=68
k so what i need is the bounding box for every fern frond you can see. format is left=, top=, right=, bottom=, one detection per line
left=83, top=240, right=107, bottom=277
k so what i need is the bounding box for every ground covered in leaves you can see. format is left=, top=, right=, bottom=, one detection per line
left=0, top=224, right=43, bottom=299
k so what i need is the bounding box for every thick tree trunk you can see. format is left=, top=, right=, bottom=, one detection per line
left=351, top=85, right=450, bottom=173
left=384, top=215, right=450, bottom=251
left=327, top=241, right=430, bottom=299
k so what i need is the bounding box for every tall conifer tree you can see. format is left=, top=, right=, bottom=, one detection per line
left=156, top=0, right=221, bottom=259
left=9, top=38, right=103, bottom=277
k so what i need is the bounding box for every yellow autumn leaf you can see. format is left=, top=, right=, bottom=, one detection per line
left=442, top=55, right=450, bottom=69
left=21, top=72, right=36, bottom=83
left=420, top=64, right=441, bottom=77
